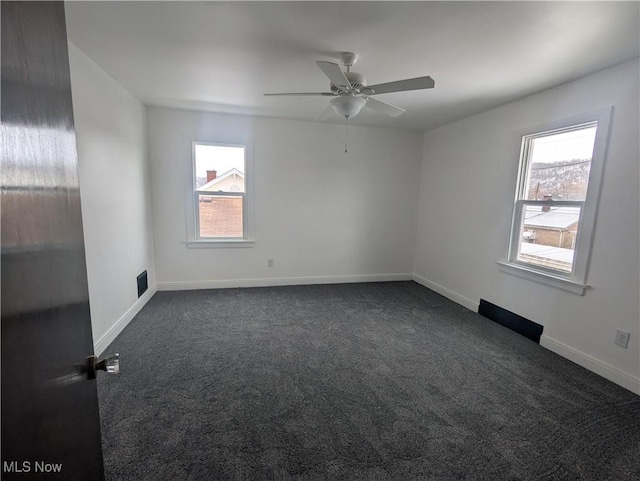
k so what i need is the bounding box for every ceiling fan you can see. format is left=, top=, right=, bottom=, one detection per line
left=265, top=52, right=435, bottom=121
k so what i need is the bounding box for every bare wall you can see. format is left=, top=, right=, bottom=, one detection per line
left=69, top=43, right=156, bottom=355
left=414, top=60, right=640, bottom=393
left=147, top=107, right=423, bottom=289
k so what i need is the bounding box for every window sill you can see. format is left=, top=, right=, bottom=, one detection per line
left=184, top=239, right=255, bottom=249
left=496, top=261, right=589, bottom=296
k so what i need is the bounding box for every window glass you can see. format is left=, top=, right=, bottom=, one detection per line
left=516, top=205, right=581, bottom=273
left=524, top=127, right=596, bottom=201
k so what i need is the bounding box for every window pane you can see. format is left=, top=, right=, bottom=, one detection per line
left=524, top=126, right=596, bottom=201
left=194, top=144, right=245, bottom=193
left=198, top=194, right=243, bottom=238
left=517, top=204, right=581, bottom=273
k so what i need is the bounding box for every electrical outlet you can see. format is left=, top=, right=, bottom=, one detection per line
left=614, top=329, right=630, bottom=349
left=267, top=258, right=274, bottom=268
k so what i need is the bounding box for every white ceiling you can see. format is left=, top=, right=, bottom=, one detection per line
left=65, top=1, right=639, bottom=132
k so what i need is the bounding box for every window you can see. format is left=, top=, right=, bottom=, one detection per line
left=192, top=142, right=248, bottom=240
left=500, top=108, right=611, bottom=295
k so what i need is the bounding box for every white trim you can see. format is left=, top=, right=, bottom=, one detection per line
left=93, top=283, right=157, bottom=357
left=157, top=273, right=413, bottom=291
left=183, top=239, right=255, bottom=249
left=412, top=274, right=479, bottom=312
left=540, top=335, right=640, bottom=395
left=496, top=261, right=588, bottom=296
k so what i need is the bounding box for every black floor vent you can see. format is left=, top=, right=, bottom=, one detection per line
left=137, top=270, right=148, bottom=298
left=478, top=299, right=543, bottom=343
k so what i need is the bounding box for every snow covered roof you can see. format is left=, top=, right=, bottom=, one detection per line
left=524, top=206, right=579, bottom=230
left=520, top=242, right=575, bottom=264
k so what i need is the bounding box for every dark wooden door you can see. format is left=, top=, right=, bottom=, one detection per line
left=1, top=2, right=105, bottom=479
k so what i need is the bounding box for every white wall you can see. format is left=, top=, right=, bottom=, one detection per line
left=414, top=60, right=640, bottom=393
left=147, top=107, right=423, bottom=289
left=69, top=43, right=156, bottom=355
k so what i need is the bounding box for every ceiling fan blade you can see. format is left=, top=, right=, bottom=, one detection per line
left=364, top=96, right=405, bottom=117
left=264, top=92, right=335, bottom=96
left=366, top=76, right=435, bottom=95
left=316, top=61, right=350, bottom=88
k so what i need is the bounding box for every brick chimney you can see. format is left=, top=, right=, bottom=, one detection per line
left=542, top=195, right=552, bottom=212
left=206, top=170, right=217, bottom=182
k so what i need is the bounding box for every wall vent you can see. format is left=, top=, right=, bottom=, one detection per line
left=137, top=270, right=148, bottom=298
left=478, top=299, right=543, bottom=343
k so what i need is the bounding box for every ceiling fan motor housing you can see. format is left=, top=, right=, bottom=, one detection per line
left=330, top=71, right=367, bottom=94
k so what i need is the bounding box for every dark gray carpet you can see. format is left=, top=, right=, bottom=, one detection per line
left=97, top=282, right=640, bottom=480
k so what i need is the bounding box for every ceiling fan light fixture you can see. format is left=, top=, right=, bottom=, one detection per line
left=330, top=96, right=366, bottom=119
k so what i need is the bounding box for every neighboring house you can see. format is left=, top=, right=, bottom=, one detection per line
left=197, top=197, right=243, bottom=238
left=522, top=205, right=579, bottom=249
left=198, top=168, right=245, bottom=192
left=196, top=168, right=245, bottom=238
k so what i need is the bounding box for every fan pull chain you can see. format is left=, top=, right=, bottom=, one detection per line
left=345, top=117, right=349, bottom=153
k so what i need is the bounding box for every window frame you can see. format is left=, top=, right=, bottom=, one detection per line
left=498, top=107, right=612, bottom=295
left=186, top=141, right=254, bottom=247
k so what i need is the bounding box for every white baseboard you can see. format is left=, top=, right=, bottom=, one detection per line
left=540, top=335, right=640, bottom=395
left=412, top=274, right=479, bottom=312
left=411, top=274, right=639, bottom=396
left=94, top=284, right=157, bottom=357
left=157, top=273, right=413, bottom=291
